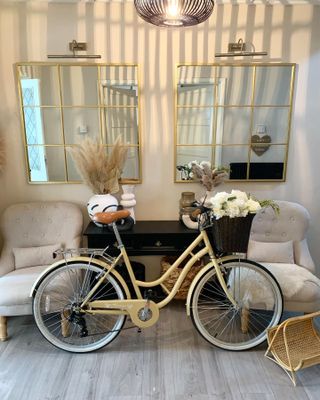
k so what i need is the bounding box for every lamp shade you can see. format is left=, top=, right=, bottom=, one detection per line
left=134, top=0, right=214, bottom=27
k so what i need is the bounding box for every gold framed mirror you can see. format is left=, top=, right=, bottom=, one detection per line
left=174, top=62, right=296, bottom=182
left=16, top=62, right=142, bottom=184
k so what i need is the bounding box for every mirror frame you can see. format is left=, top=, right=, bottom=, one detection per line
left=174, top=62, right=296, bottom=183
left=16, top=62, right=142, bottom=184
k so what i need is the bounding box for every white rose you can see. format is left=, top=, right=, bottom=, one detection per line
left=233, top=197, right=246, bottom=210
left=246, top=198, right=261, bottom=213
left=226, top=202, right=240, bottom=218
left=212, top=191, right=229, bottom=203
left=231, top=190, right=248, bottom=202
left=213, top=208, right=226, bottom=219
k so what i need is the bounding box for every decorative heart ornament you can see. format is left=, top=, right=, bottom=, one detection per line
left=251, top=134, right=272, bottom=156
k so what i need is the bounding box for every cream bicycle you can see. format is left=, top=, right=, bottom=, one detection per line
left=31, top=208, right=283, bottom=353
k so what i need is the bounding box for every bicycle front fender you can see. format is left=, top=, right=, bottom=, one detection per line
left=185, top=261, right=215, bottom=317
left=30, top=256, right=131, bottom=300
left=185, top=255, right=237, bottom=316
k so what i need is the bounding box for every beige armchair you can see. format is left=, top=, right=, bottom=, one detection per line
left=0, top=202, right=83, bottom=341
left=248, top=200, right=320, bottom=313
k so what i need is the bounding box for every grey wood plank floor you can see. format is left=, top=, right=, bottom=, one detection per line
left=0, top=302, right=320, bottom=400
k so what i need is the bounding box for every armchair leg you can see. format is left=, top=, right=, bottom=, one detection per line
left=61, top=311, right=70, bottom=338
left=241, top=308, right=250, bottom=334
left=0, top=316, right=8, bottom=341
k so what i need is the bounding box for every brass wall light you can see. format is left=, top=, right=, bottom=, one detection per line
left=215, top=38, right=267, bottom=58
left=48, top=40, right=101, bottom=59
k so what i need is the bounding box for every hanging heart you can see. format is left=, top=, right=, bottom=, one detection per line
left=251, top=134, right=272, bottom=156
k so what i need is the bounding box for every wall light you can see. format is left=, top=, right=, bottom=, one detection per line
left=215, top=38, right=267, bottom=58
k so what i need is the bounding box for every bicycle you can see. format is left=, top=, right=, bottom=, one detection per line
left=31, top=208, right=283, bottom=353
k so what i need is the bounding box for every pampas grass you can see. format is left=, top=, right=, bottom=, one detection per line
left=69, top=137, right=128, bottom=194
left=191, top=161, right=228, bottom=191
left=0, top=136, right=5, bottom=174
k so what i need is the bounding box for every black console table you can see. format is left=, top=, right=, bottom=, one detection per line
left=84, top=220, right=199, bottom=256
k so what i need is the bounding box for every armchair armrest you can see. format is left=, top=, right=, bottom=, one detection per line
left=0, top=247, right=15, bottom=277
left=294, top=239, right=316, bottom=273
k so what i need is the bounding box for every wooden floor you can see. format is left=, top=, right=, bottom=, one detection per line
left=1, top=302, right=320, bottom=400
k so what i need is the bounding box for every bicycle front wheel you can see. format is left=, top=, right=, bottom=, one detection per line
left=190, top=259, right=283, bottom=351
left=33, top=262, right=126, bottom=353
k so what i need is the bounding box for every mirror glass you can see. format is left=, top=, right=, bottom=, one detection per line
left=17, top=63, right=141, bottom=184
left=175, top=63, right=295, bottom=181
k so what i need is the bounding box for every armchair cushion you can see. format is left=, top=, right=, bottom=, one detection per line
left=236, top=263, right=320, bottom=312
left=0, top=265, right=47, bottom=316
left=13, top=243, right=62, bottom=270
left=248, top=240, right=295, bottom=264
left=261, top=263, right=320, bottom=300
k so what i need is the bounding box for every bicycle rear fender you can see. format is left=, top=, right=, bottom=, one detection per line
left=30, top=256, right=131, bottom=299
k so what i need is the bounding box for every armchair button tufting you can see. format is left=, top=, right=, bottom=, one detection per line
left=282, top=232, right=287, bottom=237
left=290, top=216, right=295, bottom=222
left=266, top=232, right=270, bottom=237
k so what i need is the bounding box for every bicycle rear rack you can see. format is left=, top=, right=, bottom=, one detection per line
left=53, top=247, right=116, bottom=265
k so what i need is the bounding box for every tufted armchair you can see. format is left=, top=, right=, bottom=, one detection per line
left=0, top=202, right=83, bottom=341
left=249, top=200, right=320, bottom=313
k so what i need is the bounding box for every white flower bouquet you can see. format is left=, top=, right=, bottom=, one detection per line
left=209, top=190, right=262, bottom=220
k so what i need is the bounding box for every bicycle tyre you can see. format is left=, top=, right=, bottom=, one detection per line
left=190, top=259, right=283, bottom=351
left=33, top=261, right=126, bottom=353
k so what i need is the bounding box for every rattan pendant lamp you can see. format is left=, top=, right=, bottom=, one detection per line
left=134, top=0, right=214, bottom=27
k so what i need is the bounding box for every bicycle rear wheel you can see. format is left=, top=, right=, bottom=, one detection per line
left=190, top=259, right=283, bottom=351
left=33, top=262, right=126, bottom=353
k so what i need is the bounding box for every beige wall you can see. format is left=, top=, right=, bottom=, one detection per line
left=0, top=2, right=320, bottom=271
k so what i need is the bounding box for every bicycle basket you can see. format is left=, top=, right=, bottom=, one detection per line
left=210, top=213, right=255, bottom=253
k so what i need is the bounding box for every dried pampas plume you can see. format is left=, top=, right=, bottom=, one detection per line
left=191, top=161, right=228, bottom=191
left=0, top=136, right=5, bottom=174
left=69, top=136, right=128, bottom=194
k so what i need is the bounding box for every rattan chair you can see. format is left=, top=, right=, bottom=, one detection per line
left=265, top=311, right=320, bottom=386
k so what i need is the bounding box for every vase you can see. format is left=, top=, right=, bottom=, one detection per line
left=120, top=185, right=136, bottom=223
left=179, top=192, right=195, bottom=221
left=87, top=194, right=118, bottom=226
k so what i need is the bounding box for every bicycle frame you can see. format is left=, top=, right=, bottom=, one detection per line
left=80, top=224, right=238, bottom=328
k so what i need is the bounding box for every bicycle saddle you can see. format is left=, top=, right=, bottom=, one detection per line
left=93, top=209, right=130, bottom=225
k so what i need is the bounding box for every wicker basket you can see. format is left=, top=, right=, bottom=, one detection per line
left=210, top=213, right=255, bottom=253
left=161, top=256, right=203, bottom=300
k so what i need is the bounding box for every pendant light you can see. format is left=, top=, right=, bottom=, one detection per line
left=134, top=0, right=214, bottom=27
